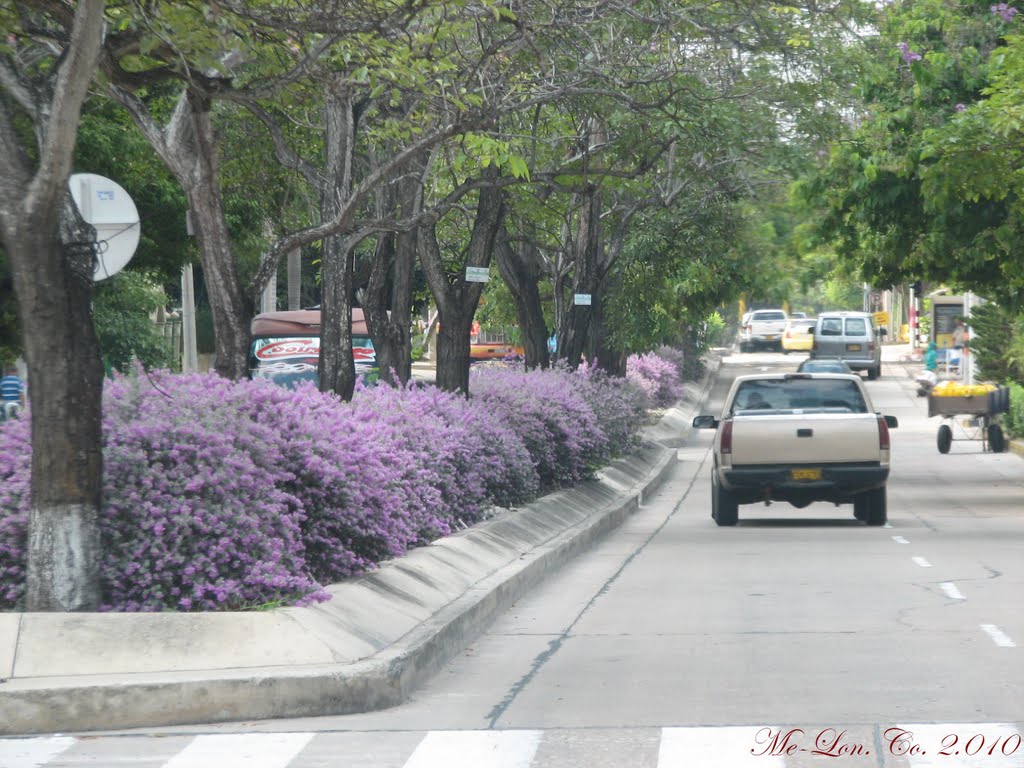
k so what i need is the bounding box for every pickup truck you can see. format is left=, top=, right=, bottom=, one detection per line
left=739, top=309, right=788, bottom=352
left=692, top=373, right=898, bottom=526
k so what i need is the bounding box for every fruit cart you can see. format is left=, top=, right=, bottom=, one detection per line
left=927, top=383, right=1011, bottom=454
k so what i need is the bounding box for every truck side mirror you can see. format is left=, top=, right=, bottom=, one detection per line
left=884, top=415, right=899, bottom=428
left=692, top=415, right=718, bottom=429
left=878, top=327, right=887, bottom=336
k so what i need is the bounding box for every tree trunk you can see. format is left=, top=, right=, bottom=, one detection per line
left=559, top=187, right=603, bottom=368
left=495, top=229, right=549, bottom=369
left=186, top=179, right=251, bottom=380
left=0, top=0, right=107, bottom=611
left=109, top=86, right=252, bottom=380
left=318, top=84, right=358, bottom=399
left=419, top=169, right=505, bottom=394
left=435, top=306, right=476, bottom=393
left=12, top=217, right=105, bottom=611
left=364, top=161, right=423, bottom=385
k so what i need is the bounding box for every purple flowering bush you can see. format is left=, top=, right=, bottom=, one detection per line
left=573, top=362, right=647, bottom=457
left=0, top=414, right=30, bottom=607
left=0, top=356, right=658, bottom=611
left=99, top=374, right=327, bottom=611
left=626, top=351, right=684, bottom=408
left=470, top=365, right=610, bottom=488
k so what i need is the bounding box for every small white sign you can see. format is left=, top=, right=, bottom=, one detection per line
left=465, top=266, right=490, bottom=283
left=574, top=293, right=592, bottom=306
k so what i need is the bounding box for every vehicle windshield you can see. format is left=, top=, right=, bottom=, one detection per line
left=731, top=378, right=867, bottom=415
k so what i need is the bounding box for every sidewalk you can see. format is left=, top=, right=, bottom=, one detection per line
left=0, top=359, right=721, bottom=736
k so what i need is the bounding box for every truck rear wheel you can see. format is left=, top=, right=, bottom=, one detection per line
left=855, top=486, right=887, bottom=526
left=712, top=473, right=738, bottom=526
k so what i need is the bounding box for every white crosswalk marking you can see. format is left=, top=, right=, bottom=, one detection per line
left=890, top=724, right=1024, bottom=768
left=0, top=736, right=75, bottom=768
left=162, top=733, right=316, bottom=768
left=659, top=726, right=785, bottom=768
left=402, top=730, right=542, bottom=768
left=2, top=725, right=1024, bottom=766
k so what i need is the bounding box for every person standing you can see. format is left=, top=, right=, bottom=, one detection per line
left=1, top=363, right=26, bottom=418
left=952, top=318, right=967, bottom=350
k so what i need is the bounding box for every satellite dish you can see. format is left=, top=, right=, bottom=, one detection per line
left=68, top=173, right=140, bottom=281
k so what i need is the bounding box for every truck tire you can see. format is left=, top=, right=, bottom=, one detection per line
left=867, top=486, right=887, bottom=526
left=937, top=424, right=953, bottom=454
left=855, top=486, right=887, bottom=526
left=988, top=424, right=1006, bottom=453
left=867, top=365, right=879, bottom=381
left=712, top=473, right=738, bottom=526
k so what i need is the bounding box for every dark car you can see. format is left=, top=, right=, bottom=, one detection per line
left=797, top=358, right=854, bottom=375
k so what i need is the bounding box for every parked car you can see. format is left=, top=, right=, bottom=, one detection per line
left=782, top=318, right=816, bottom=353
left=797, top=358, right=853, bottom=375
left=810, top=311, right=885, bottom=380
left=739, top=309, right=788, bottom=352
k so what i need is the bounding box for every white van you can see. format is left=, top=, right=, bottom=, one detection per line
left=810, top=311, right=885, bottom=380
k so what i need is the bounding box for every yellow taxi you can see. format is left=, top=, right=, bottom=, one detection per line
left=782, top=317, right=816, bottom=353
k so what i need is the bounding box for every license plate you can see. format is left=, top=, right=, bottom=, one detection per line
left=791, top=468, right=822, bottom=481
left=765, top=335, right=777, bottom=340
left=847, top=344, right=861, bottom=351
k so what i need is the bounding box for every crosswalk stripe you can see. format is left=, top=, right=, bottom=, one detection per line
left=402, top=730, right=542, bottom=768
left=162, top=733, right=316, bottom=768
left=659, top=726, right=785, bottom=768
left=0, top=736, right=75, bottom=768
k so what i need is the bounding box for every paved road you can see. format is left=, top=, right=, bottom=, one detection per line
left=6, top=351, right=1023, bottom=767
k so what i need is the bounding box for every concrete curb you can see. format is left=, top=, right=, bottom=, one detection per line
left=0, top=357, right=720, bottom=735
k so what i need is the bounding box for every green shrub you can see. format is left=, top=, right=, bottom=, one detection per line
left=1001, top=381, right=1024, bottom=439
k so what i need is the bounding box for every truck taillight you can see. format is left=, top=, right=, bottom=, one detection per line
left=877, top=415, right=890, bottom=451
left=721, top=420, right=733, bottom=454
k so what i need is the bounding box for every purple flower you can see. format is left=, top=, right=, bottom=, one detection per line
left=897, top=42, right=922, bottom=64
left=992, top=4, right=1018, bottom=22
left=955, top=103, right=967, bottom=112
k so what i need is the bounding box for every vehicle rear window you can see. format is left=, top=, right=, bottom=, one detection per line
left=819, top=317, right=843, bottom=336
left=753, top=311, right=786, bottom=321
left=731, top=379, right=867, bottom=415
left=845, top=317, right=868, bottom=335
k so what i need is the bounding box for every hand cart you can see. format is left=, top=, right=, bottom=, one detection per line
left=927, top=386, right=1010, bottom=454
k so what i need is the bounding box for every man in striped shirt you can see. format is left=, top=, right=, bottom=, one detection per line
left=1, top=363, right=25, bottom=418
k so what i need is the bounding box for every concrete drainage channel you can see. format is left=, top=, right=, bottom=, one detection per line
left=0, top=359, right=719, bottom=735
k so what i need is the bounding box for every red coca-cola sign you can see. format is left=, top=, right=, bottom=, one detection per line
left=255, top=339, right=318, bottom=361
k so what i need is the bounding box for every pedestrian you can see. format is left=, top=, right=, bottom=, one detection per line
left=1, top=363, right=26, bottom=419
left=952, top=318, right=967, bottom=350
left=924, top=341, right=937, bottom=372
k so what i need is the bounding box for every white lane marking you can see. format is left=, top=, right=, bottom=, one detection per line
left=163, top=733, right=315, bottom=768
left=892, top=535, right=910, bottom=544
left=0, top=736, right=75, bottom=768
left=889, top=723, right=1024, bottom=766
left=912, top=557, right=932, bottom=568
left=403, top=731, right=542, bottom=768
left=939, top=582, right=965, bottom=600
left=981, top=624, right=1017, bottom=648
left=661, top=726, right=785, bottom=767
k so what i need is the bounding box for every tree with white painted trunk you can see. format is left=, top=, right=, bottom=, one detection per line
left=0, top=0, right=107, bottom=610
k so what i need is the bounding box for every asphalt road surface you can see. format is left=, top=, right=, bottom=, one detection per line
left=6, top=351, right=1024, bottom=767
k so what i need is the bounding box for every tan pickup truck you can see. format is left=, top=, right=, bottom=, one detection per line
left=692, top=373, right=899, bottom=526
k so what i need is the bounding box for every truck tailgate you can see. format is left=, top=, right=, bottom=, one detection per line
left=730, top=414, right=880, bottom=465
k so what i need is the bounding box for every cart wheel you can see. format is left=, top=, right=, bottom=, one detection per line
left=987, top=424, right=1006, bottom=453
left=937, top=424, right=953, bottom=454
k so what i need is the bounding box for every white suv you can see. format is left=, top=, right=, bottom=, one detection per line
left=739, top=309, right=789, bottom=352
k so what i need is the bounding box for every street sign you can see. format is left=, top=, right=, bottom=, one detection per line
left=873, top=311, right=889, bottom=326
left=574, top=293, right=592, bottom=306
left=465, top=266, right=490, bottom=283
